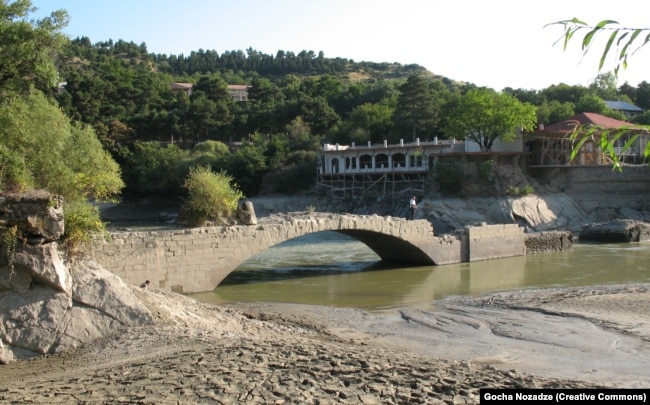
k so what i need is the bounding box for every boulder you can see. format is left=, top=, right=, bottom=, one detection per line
left=237, top=199, right=258, bottom=225
left=0, top=285, right=72, bottom=361
left=579, top=219, right=650, bottom=243
left=72, top=260, right=153, bottom=326
left=13, top=242, right=71, bottom=294
left=0, top=260, right=154, bottom=363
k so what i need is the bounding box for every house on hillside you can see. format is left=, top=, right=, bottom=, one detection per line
left=226, top=85, right=251, bottom=101
left=170, top=83, right=251, bottom=101
left=605, top=100, right=643, bottom=118
left=526, top=112, right=649, bottom=166
left=171, top=82, right=193, bottom=96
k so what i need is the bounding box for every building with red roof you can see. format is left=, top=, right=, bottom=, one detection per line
left=527, top=113, right=649, bottom=166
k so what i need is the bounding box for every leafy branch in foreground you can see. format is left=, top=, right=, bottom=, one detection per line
left=545, top=18, right=650, bottom=78
left=547, top=18, right=650, bottom=170
left=568, top=125, right=648, bottom=171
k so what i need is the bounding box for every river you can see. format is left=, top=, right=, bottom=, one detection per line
left=189, top=231, right=650, bottom=313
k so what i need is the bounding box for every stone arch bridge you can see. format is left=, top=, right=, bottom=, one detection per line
left=92, top=213, right=527, bottom=294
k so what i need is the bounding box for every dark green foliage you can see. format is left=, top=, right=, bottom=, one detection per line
left=273, top=151, right=318, bottom=194
left=120, top=142, right=189, bottom=199
left=24, top=3, right=647, bottom=200
left=506, top=184, right=535, bottom=196
left=632, top=110, right=650, bottom=125
left=478, top=160, right=496, bottom=183
left=224, top=142, right=268, bottom=196
left=392, top=75, right=440, bottom=142
left=433, top=160, right=465, bottom=195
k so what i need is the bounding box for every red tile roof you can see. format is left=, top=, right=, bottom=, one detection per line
left=542, top=112, right=644, bottom=133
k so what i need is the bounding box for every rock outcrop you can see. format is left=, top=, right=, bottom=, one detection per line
left=579, top=219, right=650, bottom=243
left=0, top=192, right=153, bottom=364
left=249, top=191, right=649, bottom=236
left=237, top=199, right=258, bottom=225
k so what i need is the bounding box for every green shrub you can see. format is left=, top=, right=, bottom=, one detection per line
left=433, top=160, right=464, bottom=195
left=120, top=141, right=189, bottom=198
left=1, top=225, right=19, bottom=271
left=63, top=201, right=106, bottom=255
left=181, top=166, right=244, bottom=226
left=191, top=140, right=229, bottom=156
left=478, top=159, right=496, bottom=183
left=506, top=184, right=535, bottom=196
left=0, top=145, right=29, bottom=193
left=274, top=151, right=318, bottom=194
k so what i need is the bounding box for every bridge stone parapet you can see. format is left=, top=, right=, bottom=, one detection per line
left=92, top=214, right=557, bottom=294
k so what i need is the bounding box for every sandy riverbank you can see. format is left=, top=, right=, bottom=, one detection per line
left=1, top=283, right=648, bottom=404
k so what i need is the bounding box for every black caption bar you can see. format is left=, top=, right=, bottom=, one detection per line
left=480, top=389, right=648, bottom=403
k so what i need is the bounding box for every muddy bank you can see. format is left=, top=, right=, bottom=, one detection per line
left=3, top=284, right=648, bottom=403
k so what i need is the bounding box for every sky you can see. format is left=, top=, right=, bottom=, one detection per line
left=30, top=0, right=650, bottom=91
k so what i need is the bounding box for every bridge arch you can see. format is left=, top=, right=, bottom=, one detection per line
left=333, top=229, right=435, bottom=265
left=93, top=214, right=530, bottom=293
left=93, top=214, right=443, bottom=293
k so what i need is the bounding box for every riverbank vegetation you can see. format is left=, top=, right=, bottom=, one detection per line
left=3, top=1, right=650, bottom=228
left=51, top=33, right=650, bottom=201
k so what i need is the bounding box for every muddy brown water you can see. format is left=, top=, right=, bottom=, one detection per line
left=189, top=231, right=650, bottom=312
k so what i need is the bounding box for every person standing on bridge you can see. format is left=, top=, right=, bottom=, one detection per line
left=409, top=196, right=417, bottom=220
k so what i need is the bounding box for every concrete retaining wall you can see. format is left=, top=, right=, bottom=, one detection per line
left=528, top=165, right=650, bottom=195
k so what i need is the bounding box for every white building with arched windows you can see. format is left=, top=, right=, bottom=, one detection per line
left=317, top=138, right=466, bottom=198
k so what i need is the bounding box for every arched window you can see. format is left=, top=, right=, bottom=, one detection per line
left=375, top=153, right=389, bottom=169
left=331, top=158, right=339, bottom=173
left=392, top=153, right=406, bottom=168
left=359, top=154, right=372, bottom=169
left=410, top=154, right=423, bottom=168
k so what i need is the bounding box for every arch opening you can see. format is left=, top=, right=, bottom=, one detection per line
left=221, top=231, right=381, bottom=286
left=334, top=229, right=435, bottom=265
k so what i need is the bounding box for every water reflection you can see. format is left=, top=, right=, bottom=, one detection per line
left=189, top=232, right=650, bottom=312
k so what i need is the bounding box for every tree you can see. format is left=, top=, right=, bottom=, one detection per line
left=443, top=88, right=537, bottom=151
left=536, top=100, right=575, bottom=125
left=120, top=141, right=188, bottom=198
left=589, top=72, right=619, bottom=100
left=392, top=75, right=438, bottom=142
left=345, top=102, right=394, bottom=143
left=540, top=83, right=588, bottom=104
left=575, top=93, right=608, bottom=115
left=0, top=90, right=123, bottom=201
left=635, top=81, right=650, bottom=110
left=299, top=96, right=340, bottom=135
left=0, top=0, right=69, bottom=95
